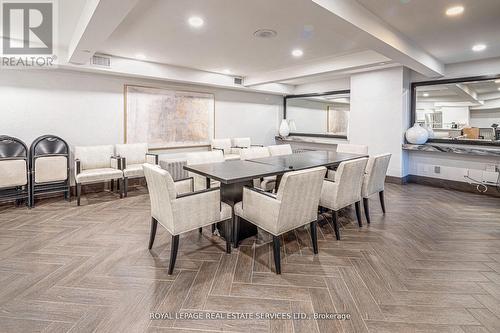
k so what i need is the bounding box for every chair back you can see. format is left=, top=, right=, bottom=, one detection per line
left=362, top=153, right=391, bottom=197
left=74, top=145, right=114, bottom=170
left=30, top=135, right=69, bottom=184
left=232, top=137, right=251, bottom=148
left=0, top=136, right=28, bottom=188
left=268, top=144, right=292, bottom=156
left=143, top=164, right=176, bottom=233
left=115, top=143, right=148, bottom=165
left=239, top=147, right=270, bottom=160
left=186, top=150, right=224, bottom=191
left=211, top=138, right=232, bottom=154
left=333, top=158, right=368, bottom=208
left=336, top=144, right=368, bottom=155
left=275, top=167, right=326, bottom=233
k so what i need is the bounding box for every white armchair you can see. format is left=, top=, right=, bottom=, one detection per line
left=239, top=147, right=275, bottom=192
left=74, top=145, right=123, bottom=206
left=327, top=144, right=369, bottom=180
left=143, top=164, right=232, bottom=274
left=115, top=143, right=158, bottom=197
left=211, top=138, right=240, bottom=161
left=0, top=136, right=30, bottom=207
left=185, top=150, right=225, bottom=192
left=230, top=137, right=262, bottom=155
left=362, top=153, right=391, bottom=223
left=319, top=158, right=368, bottom=240
left=234, top=167, right=326, bottom=274
left=268, top=144, right=293, bottom=156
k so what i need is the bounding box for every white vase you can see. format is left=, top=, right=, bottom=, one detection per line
left=424, top=124, right=435, bottom=139
left=279, top=119, right=290, bottom=137
left=405, top=123, right=428, bottom=144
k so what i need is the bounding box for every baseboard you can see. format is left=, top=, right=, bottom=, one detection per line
left=385, top=175, right=408, bottom=185
left=406, top=174, right=500, bottom=198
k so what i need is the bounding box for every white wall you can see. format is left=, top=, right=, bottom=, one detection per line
left=0, top=69, right=283, bottom=151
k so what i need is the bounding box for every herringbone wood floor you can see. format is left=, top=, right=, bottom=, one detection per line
left=1, top=183, right=500, bottom=333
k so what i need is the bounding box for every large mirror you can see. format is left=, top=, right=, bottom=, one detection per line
left=284, top=90, right=350, bottom=138
left=412, top=76, right=500, bottom=145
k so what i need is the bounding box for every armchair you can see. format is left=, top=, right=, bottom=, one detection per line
left=362, top=153, right=391, bottom=223
left=185, top=150, right=224, bottom=191
left=319, top=158, right=368, bottom=240
left=0, top=136, right=30, bottom=207
left=234, top=167, right=326, bottom=274
left=211, top=138, right=239, bottom=161
left=230, top=137, right=263, bottom=155
left=143, top=164, right=232, bottom=275
left=29, top=135, right=70, bottom=207
left=239, top=147, right=276, bottom=192
left=74, top=145, right=124, bottom=206
left=268, top=144, right=293, bottom=156
left=115, top=143, right=158, bottom=197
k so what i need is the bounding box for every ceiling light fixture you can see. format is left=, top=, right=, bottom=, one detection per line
left=292, top=49, right=303, bottom=57
left=423, top=93, right=429, bottom=97
left=135, top=53, right=146, bottom=60
left=472, top=44, right=486, bottom=52
left=445, top=5, right=464, bottom=16
left=188, top=16, right=204, bottom=28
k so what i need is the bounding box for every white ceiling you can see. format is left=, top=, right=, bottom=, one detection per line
left=357, top=0, right=500, bottom=64
left=99, top=0, right=367, bottom=76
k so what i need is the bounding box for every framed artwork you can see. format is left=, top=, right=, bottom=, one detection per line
left=124, top=85, right=214, bottom=149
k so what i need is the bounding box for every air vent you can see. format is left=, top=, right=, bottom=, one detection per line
left=253, top=29, right=277, bottom=39
left=234, top=77, right=243, bottom=85
left=91, top=55, right=111, bottom=67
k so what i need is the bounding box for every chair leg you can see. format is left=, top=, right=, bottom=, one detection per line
left=379, top=191, right=386, bottom=214
left=363, top=198, right=371, bottom=224
left=225, top=219, right=231, bottom=254
left=355, top=201, right=362, bottom=227
left=198, top=227, right=203, bottom=234
left=168, top=235, right=180, bottom=275
left=76, top=183, right=81, bottom=206
left=110, top=179, right=114, bottom=192
left=331, top=210, right=340, bottom=240
left=124, top=177, right=128, bottom=197
left=310, top=220, right=318, bottom=254
left=119, top=178, right=124, bottom=199
left=148, top=218, right=158, bottom=249
left=272, top=235, right=281, bottom=274
left=211, top=223, right=216, bottom=233
left=233, top=215, right=240, bottom=248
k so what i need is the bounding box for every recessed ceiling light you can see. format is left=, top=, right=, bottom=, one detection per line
left=445, top=5, right=464, bottom=16
left=423, top=93, right=429, bottom=97
left=292, top=49, right=303, bottom=57
left=188, top=16, right=204, bottom=28
left=222, top=69, right=231, bottom=74
left=472, top=44, right=486, bottom=52
left=135, top=53, right=146, bottom=60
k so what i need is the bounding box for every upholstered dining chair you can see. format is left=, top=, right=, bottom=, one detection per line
left=0, top=136, right=30, bottom=207
left=234, top=166, right=326, bottom=274
left=319, top=158, right=368, bottom=240
left=268, top=144, right=293, bottom=156
left=231, top=137, right=263, bottom=155
left=74, top=145, right=123, bottom=206
left=211, top=138, right=240, bottom=161
left=115, top=143, right=158, bottom=197
left=29, top=135, right=70, bottom=207
left=143, top=164, right=232, bottom=274
left=362, top=153, right=392, bottom=223
left=239, top=146, right=276, bottom=192
left=185, top=150, right=225, bottom=191
left=327, top=144, right=369, bottom=180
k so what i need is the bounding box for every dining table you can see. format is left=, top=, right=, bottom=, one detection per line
left=183, top=150, right=367, bottom=246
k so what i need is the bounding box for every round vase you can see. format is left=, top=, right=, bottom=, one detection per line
left=279, top=119, right=290, bottom=137
left=405, top=123, right=428, bottom=144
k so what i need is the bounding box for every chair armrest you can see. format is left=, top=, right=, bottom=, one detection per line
left=176, top=186, right=219, bottom=199
left=212, top=147, right=224, bottom=152
left=111, top=156, right=124, bottom=170
left=75, top=159, right=81, bottom=175
left=146, top=153, right=159, bottom=165
left=241, top=186, right=280, bottom=232
left=243, top=185, right=277, bottom=200
left=250, top=144, right=264, bottom=147
left=174, top=177, right=194, bottom=196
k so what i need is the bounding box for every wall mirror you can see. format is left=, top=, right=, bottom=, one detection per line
left=412, top=75, right=500, bottom=146
left=284, top=90, right=350, bottom=139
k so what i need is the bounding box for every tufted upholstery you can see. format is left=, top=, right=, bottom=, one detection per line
left=0, top=160, right=27, bottom=188
left=74, top=145, right=114, bottom=170
left=362, top=153, right=391, bottom=198
left=336, top=144, right=368, bottom=155
left=268, top=144, right=293, bottom=156
left=235, top=167, right=326, bottom=236
left=143, top=164, right=231, bottom=236
left=116, top=143, right=148, bottom=165
left=34, top=156, right=68, bottom=183
left=320, top=158, right=368, bottom=211
left=186, top=151, right=224, bottom=191
left=239, top=147, right=275, bottom=191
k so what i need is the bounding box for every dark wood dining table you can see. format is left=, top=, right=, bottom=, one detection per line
left=184, top=150, right=367, bottom=245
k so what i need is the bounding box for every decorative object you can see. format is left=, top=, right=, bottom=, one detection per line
left=279, top=119, right=290, bottom=137
left=405, top=123, right=428, bottom=144
left=288, top=119, right=297, bottom=131
left=125, top=85, right=214, bottom=149
left=424, top=124, right=435, bottom=139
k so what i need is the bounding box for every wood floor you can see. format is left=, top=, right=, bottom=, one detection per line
left=1, top=183, right=500, bottom=333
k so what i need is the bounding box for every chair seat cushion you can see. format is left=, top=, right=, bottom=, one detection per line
left=123, top=164, right=144, bottom=178
left=260, top=176, right=276, bottom=191
left=224, top=154, right=240, bottom=161
left=220, top=202, right=232, bottom=220
left=34, top=156, right=68, bottom=184
left=0, top=159, right=27, bottom=188
left=326, top=170, right=336, bottom=180
left=76, top=168, right=123, bottom=184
